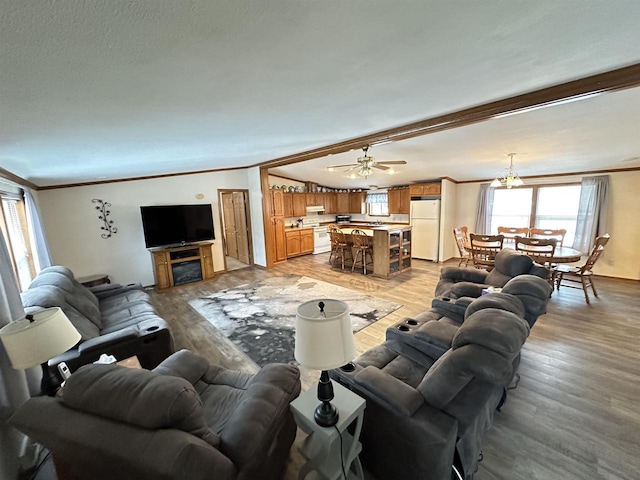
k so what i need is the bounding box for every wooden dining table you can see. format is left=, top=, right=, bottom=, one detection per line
left=546, top=245, right=583, bottom=264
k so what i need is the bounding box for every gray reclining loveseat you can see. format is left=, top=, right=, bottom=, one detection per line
left=20, top=266, right=174, bottom=377
left=331, top=306, right=530, bottom=480
left=10, top=349, right=302, bottom=480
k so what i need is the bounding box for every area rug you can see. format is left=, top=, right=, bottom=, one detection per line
left=189, top=274, right=401, bottom=366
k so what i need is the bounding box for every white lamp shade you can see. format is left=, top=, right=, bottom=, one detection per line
left=0, top=307, right=81, bottom=369
left=295, top=299, right=356, bottom=370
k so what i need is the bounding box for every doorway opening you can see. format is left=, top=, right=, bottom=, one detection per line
left=219, top=190, right=253, bottom=272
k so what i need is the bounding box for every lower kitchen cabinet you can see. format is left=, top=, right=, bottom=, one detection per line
left=286, top=228, right=314, bottom=258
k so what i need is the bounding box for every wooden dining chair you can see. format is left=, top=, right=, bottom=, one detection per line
left=453, top=226, right=471, bottom=267
left=514, top=236, right=558, bottom=286
left=555, top=234, right=610, bottom=304
left=469, top=234, right=504, bottom=271
left=350, top=229, right=373, bottom=274
left=530, top=228, right=567, bottom=246
left=497, top=226, right=530, bottom=242
left=329, top=227, right=352, bottom=270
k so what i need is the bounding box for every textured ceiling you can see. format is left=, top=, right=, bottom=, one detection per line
left=2, top=1, right=640, bottom=187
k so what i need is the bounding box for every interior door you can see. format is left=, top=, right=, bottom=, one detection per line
left=222, top=193, right=239, bottom=259
left=233, top=192, right=251, bottom=264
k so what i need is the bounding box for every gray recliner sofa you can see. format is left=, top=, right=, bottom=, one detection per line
left=331, top=307, right=530, bottom=480
left=435, top=248, right=549, bottom=299
left=20, top=265, right=174, bottom=376
left=10, top=349, right=301, bottom=480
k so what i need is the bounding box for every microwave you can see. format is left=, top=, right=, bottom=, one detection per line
left=335, top=215, right=351, bottom=224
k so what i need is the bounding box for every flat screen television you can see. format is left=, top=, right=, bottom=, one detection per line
left=140, top=204, right=215, bottom=248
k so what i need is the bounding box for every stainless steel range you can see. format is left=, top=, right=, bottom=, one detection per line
left=302, top=216, right=331, bottom=254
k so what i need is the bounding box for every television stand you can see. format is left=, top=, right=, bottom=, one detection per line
left=150, top=242, right=215, bottom=291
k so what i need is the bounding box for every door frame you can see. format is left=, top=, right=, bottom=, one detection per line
left=217, top=188, right=254, bottom=270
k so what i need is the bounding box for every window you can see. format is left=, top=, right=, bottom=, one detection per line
left=366, top=191, right=389, bottom=216
left=489, top=184, right=581, bottom=245
left=1, top=196, right=36, bottom=291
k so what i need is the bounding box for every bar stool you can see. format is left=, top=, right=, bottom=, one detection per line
left=329, top=228, right=352, bottom=270
left=351, top=229, right=373, bottom=274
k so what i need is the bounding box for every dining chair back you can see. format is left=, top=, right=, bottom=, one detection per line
left=329, top=227, right=352, bottom=270
left=514, top=236, right=558, bottom=286
left=469, top=234, right=504, bottom=270
left=555, top=234, right=610, bottom=304
left=497, top=227, right=530, bottom=241
left=514, top=236, right=558, bottom=266
left=529, top=228, right=567, bottom=246
left=453, top=226, right=470, bottom=267
left=350, top=229, right=373, bottom=274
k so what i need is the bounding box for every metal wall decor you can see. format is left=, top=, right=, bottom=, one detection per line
left=92, top=199, right=117, bottom=238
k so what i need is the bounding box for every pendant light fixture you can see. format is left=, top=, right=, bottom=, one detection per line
left=490, top=153, right=524, bottom=189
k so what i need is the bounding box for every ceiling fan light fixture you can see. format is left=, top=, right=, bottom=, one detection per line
left=327, top=167, right=335, bottom=172
left=490, top=153, right=524, bottom=189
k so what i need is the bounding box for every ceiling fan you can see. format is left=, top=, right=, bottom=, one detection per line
left=327, top=146, right=407, bottom=179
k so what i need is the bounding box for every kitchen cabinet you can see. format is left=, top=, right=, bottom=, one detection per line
left=323, top=192, right=336, bottom=214
left=349, top=192, right=366, bottom=214
left=283, top=193, right=307, bottom=217
left=273, top=216, right=287, bottom=262
left=387, top=187, right=410, bottom=214
left=283, top=193, right=294, bottom=217
left=336, top=193, right=350, bottom=213
left=271, top=190, right=284, bottom=216
left=293, top=193, right=307, bottom=217
left=285, top=228, right=314, bottom=258
left=306, top=193, right=323, bottom=206
left=409, top=182, right=441, bottom=197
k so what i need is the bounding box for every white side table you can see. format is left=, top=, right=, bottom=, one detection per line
left=290, top=379, right=366, bottom=480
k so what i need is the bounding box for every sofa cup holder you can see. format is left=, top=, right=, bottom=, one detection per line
left=406, top=319, right=418, bottom=326
left=397, top=325, right=410, bottom=332
left=340, top=362, right=356, bottom=373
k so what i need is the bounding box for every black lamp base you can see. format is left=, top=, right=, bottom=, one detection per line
left=314, top=400, right=339, bottom=427
left=40, top=362, right=60, bottom=396
left=314, top=370, right=339, bottom=427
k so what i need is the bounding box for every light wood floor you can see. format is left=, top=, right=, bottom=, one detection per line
left=149, top=253, right=640, bottom=480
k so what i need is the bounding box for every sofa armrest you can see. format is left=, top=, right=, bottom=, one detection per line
left=153, top=349, right=210, bottom=385
left=353, top=366, right=425, bottom=416
left=431, top=296, right=473, bottom=320
left=90, top=283, right=143, bottom=299
left=439, top=266, right=489, bottom=284
left=10, top=397, right=236, bottom=480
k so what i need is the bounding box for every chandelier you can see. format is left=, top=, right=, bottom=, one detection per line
left=490, top=153, right=524, bottom=189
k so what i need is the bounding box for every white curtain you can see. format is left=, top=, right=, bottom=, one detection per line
left=0, top=230, right=30, bottom=479
left=474, top=183, right=494, bottom=234
left=365, top=192, right=388, bottom=203
left=573, top=176, right=609, bottom=253
left=24, top=188, right=52, bottom=270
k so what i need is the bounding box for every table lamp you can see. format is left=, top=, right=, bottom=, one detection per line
left=0, top=307, right=81, bottom=395
left=295, top=299, right=355, bottom=427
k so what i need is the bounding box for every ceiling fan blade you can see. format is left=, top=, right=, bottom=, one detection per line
left=328, top=163, right=359, bottom=169
left=377, top=161, right=407, bottom=165
left=373, top=164, right=390, bottom=171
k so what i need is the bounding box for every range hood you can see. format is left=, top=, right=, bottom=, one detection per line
left=306, top=206, right=325, bottom=213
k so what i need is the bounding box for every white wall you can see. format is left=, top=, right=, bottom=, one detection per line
left=248, top=167, right=266, bottom=267
left=439, top=179, right=458, bottom=261
left=453, top=171, right=640, bottom=280
left=38, top=170, right=253, bottom=285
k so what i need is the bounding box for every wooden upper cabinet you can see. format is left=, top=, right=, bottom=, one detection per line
left=292, top=193, right=307, bottom=217
left=323, top=192, right=336, bottom=214
left=306, top=193, right=323, bottom=206
left=388, top=188, right=409, bottom=214
left=336, top=193, right=350, bottom=213
left=349, top=192, right=366, bottom=214
left=271, top=190, right=284, bottom=216
left=283, top=193, right=294, bottom=217
left=399, top=187, right=410, bottom=214
left=409, top=182, right=441, bottom=197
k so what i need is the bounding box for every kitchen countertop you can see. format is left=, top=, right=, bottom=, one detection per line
left=332, top=223, right=412, bottom=232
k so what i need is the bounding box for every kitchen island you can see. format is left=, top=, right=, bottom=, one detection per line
left=331, top=224, right=412, bottom=278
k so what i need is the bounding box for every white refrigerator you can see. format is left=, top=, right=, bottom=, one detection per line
left=410, top=199, right=440, bottom=261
